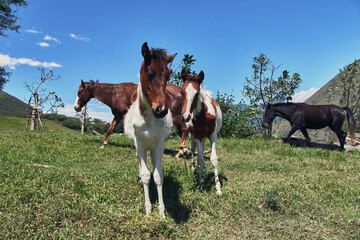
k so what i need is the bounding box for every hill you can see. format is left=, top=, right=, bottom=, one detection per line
left=0, top=90, right=29, bottom=116
left=273, top=60, right=360, bottom=143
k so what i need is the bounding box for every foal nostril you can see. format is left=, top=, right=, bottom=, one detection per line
left=154, top=106, right=168, bottom=118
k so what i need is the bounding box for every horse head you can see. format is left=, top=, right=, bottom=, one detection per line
left=262, top=103, right=276, bottom=128
left=140, top=42, right=176, bottom=118
left=180, top=69, right=204, bottom=122
left=74, top=80, right=93, bottom=112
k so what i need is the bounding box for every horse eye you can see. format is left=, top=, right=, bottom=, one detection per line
left=180, top=90, right=183, bottom=95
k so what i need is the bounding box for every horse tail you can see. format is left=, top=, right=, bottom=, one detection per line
left=343, top=107, right=356, bottom=143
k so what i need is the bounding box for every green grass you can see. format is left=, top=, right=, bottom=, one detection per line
left=1, top=118, right=360, bottom=239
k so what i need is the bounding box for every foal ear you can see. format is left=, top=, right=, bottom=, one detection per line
left=197, top=71, right=205, bottom=84
left=181, top=68, right=188, bottom=82
left=141, top=42, right=151, bottom=67
left=81, top=79, right=85, bottom=88
left=167, top=53, right=177, bottom=63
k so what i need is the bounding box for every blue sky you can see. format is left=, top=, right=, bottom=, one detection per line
left=1, top=0, right=360, bottom=122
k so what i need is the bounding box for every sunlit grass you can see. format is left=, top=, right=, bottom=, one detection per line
left=0, top=122, right=359, bottom=239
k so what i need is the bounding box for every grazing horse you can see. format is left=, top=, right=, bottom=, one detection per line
left=74, top=81, right=189, bottom=155
left=124, top=42, right=176, bottom=218
left=180, top=69, right=223, bottom=195
left=262, top=103, right=356, bottom=150
left=74, top=80, right=137, bottom=148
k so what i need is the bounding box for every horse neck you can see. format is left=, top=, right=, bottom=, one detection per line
left=91, top=83, right=115, bottom=107
left=273, top=104, right=295, bottom=120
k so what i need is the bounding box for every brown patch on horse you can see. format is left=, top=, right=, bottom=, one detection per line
left=188, top=102, right=216, bottom=141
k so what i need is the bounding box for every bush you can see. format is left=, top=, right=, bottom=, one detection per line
left=62, top=118, right=81, bottom=130
left=216, top=91, right=258, bottom=138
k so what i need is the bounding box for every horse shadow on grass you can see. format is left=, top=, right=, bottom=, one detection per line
left=283, top=137, right=341, bottom=151
left=85, top=138, right=135, bottom=149
left=148, top=173, right=191, bottom=223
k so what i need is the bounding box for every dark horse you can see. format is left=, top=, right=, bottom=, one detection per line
left=262, top=103, right=356, bottom=150
left=74, top=80, right=189, bottom=156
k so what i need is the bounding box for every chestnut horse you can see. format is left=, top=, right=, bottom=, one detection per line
left=262, top=103, right=356, bottom=150
left=74, top=81, right=189, bottom=156
left=124, top=42, right=176, bottom=218
left=180, top=69, right=223, bottom=195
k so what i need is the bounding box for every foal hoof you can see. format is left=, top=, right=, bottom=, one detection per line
left=100, top=144, right=107, bottom=149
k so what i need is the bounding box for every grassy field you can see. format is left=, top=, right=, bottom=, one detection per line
left=1, top=117, right=359, bottom=239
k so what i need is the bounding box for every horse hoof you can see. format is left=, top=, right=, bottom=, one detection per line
left=216, top=190, right=223, bottom=195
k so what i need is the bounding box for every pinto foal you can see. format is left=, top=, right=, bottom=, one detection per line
left=124, top=42, right=176, bottom=218
left=180, top=69, right=223, bottom=195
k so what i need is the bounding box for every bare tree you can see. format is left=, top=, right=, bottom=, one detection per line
left=25, top=67, right=64, bottom=131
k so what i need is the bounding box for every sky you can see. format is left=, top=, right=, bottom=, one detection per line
left=1, top=0, right=360, bottom=122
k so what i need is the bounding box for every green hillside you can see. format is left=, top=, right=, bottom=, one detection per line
left=0, top=90, right=29, bottom=116
left=0, top=116, right=79, bottom=134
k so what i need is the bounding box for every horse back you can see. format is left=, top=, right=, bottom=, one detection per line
left=300, top=104, right=345, bottom=129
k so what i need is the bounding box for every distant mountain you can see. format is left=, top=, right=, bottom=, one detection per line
left=273, top=59, right=360, bottom=143
left=0, top=90, right=29, bottom=116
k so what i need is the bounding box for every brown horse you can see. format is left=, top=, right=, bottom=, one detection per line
left=74, top=80, right=189, bottom=156
left=180, top=69, right=223, bottom=195
left=124, top=42, right=176, bottom=218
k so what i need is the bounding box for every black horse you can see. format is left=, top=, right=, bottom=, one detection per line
left=262, top=103, right=356, bottom=150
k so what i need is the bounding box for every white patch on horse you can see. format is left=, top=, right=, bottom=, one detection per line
left=183, top=83, right=197, bottom=119
left=74, top=96, right=80, bottom=109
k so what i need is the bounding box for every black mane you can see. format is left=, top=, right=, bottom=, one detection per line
left=150, top=48, right=168, bottom=60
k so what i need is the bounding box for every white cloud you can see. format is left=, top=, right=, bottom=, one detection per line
left=25, top=29, right=40, bottom=34
left=37, top=42, right=50, bottom=47
left=57, top=104, right=113, bottom=123
left=292, top=87, right=319, bottom=102
left=0, top=53, right=62, bottom=69
left=70, top=33, right=90, bottom=42
left=44, top=35, right=61, bottom=43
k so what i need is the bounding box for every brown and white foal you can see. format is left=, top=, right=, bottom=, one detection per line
left=180, top=69, right=223, bottom=195
left=124, top=42, right=176, bottom=218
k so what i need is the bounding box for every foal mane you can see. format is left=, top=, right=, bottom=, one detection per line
left=150, top=48, right=168, bottom=61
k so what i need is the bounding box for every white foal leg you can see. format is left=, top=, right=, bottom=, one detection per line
left=151, top=138, right=165, bottom=218
left=190, top=134, right=196, bottom=171
left=135, top=139, right=152, bottom=216
left=210, top=131, right=222, bottom=195
left=196, top=139, right=205, bottom=185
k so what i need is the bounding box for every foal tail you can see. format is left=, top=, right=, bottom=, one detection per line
left=343, top=107, right=356, bottom=144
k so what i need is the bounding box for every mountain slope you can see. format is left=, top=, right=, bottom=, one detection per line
left=273, top=60, right=360, bottom=143
left=0, top=90, right=29, bottom=116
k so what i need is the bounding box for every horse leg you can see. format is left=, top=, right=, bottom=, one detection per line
left=334, top=129, right=347, bottom=151
left=300, top=128, right=311, bottom=146
left=190, top=134, right=196, bottom=171
left=135, top=139, right=152, bottom=216
left=210, top=131, right=222, bottom=195
left=101, top=116, right=120, bottom=148
left=283, top=126, right=299, bottom=143
left=150, top=138, right=165, bottom=218
left=196, top=138, right=205, bottom=186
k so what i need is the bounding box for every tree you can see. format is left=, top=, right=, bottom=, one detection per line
left=0, top=0, right=28, bottom=36
left=327, top=60, right=360, bottom=120
left=0, top=67, right=11, bottom=90
left=0, top=0, right=28, bottom=90
left=24, top=67, right=64, bottom=131
left=242, top=54, right=302, bottom=138
left=169, top=54, right=196, bottom=86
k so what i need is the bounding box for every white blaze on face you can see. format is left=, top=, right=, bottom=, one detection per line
left=183, top=83, right=197, bottom=119
left=74, top=96, right=80, bottom=109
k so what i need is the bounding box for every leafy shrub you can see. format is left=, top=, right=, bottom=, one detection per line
left=216, top=91, right=258, bottom=138
left=62, top=118, right=81, bottom=130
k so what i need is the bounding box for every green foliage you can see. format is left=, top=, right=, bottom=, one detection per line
left=0, top=67, right=11, bottom=90
left=216, top=91, right=258, bottom=138
left=327, top=59, right=360, bottom=119
left=242, top=53, right=302, bottom=138
left=62, top=118, right=81, bottom=130
left=169, top=54, right=196, bottom=86
left=0, top=0, right=28, bottom=36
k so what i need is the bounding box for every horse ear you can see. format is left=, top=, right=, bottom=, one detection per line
left=181, top=68, right=188, bottom=82
left=81, top=79, right=85, bottom=88
left=197, top=71, right=204, bottom=84
left=167, top=53, right=177, bottom=63
left=141, top=42, right=151, bottom=67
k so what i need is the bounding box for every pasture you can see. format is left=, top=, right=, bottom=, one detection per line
left=0, top=117, right=359, bottom=239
